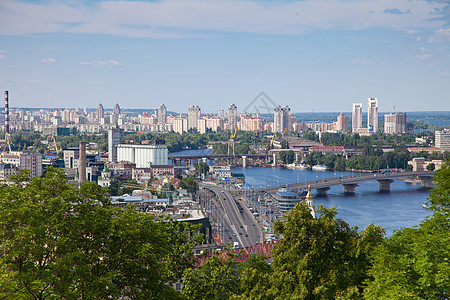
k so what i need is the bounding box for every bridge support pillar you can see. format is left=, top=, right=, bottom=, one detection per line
left=343, top=183, right=359, bottom=195
left=242, top=156, right=247, bottom=168
left=202, top=157, right=207, bottom=163
left=316, top=187, right=330, bottom=197
left=377, top=179, right=394, bottom=193
left=185, top=158, right=191, bottom=166
left=418, top=176, right=434, bottom=189
left=272, top=154, right=276, bottom=167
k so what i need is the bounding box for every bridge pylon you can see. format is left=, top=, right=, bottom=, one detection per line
left=377, top=178, right=394, bottom=193
left=418, top=175, right=434, bottom=189
left=316, top=187, right=330, bottom=197
left=343, top=183, right=359, bottom=195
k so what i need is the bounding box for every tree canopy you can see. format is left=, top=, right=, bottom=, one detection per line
left=0, top=168, right=202, bottom=299
left=364, top=161, right=450, bottom=299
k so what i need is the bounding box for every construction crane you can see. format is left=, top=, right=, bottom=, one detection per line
left=51, top=135, right=62, bottom=155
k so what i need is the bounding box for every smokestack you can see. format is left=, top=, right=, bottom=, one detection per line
left=79, top=141, right=86, bottom=185
left=4, top=91, right=9, bottom=135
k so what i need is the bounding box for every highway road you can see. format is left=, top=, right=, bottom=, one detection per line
left=200, top=183, right=262, bottom=248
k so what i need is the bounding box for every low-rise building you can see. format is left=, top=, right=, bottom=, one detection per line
left=408, top=157, right=443, bottom=172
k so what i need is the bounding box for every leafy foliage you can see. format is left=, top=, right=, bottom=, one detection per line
left=364, top=161, right=450, bottom=299
left=0, top=168, right=202, bottom=299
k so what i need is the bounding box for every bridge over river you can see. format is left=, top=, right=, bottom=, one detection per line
left=255, top=170, right=435, bottom=196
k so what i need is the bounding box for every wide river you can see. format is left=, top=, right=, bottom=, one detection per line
left=170, top=149, right=433, bottom=236
left=233, top=166, right=432, bottom=236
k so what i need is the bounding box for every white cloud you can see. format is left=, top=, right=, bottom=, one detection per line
left=351, top=59, right=373, bottom=65
left=428, top=28, right=450, bottom=43
left=0, top=50, right=6, bottom=59
left=413, top=47, right=432, bottom=60
left=42, top=57, right=56, bottom=63
left=413, top=54, right=432, bottom=60
left=80, top=60, right=122, bottom=67
left=0, top=0, right=447, bottom=37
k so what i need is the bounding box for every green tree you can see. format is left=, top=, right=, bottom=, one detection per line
left=183, top=251, right=238, bottom=300
left=279, top=150, right=295, bottom=164
left=179, top=177, right=198, bottom=194
left=364, top=161, right=450, bottom=299
left=268, top=202, right=384, bottom=299
left=426, top=162, right=435, bottom=171
left=0, top=168, right=201, bottom=299
left=195, top=162, right=210, bottom=177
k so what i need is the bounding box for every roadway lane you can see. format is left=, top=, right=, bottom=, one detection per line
left=200, top=183, right=261, bottom=248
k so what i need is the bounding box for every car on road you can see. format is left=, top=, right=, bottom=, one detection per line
left=233, top=233, right=236, bottom=236
left=245, top=234, right=249, bottom=237
left=239, top=232, right=242, bottom=235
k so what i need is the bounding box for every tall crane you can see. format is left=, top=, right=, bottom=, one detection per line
left=52, top=135, right=62, bottom=155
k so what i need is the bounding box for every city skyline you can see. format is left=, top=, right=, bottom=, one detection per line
left=0, top=0, right=449, bottom=112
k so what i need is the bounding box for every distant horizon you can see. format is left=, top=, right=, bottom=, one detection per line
left=1, top=0, right=449, bottom=112
left=9, top=106, right=450, bottom=115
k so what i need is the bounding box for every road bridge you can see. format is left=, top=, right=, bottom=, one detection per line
left=255, top=171, right=435, bottom=196
left=170, top=153, right=271, bottom=166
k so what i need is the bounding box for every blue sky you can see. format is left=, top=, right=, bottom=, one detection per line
left=0, top=0, right=449, bottom=114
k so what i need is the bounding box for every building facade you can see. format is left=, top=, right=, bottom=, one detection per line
left=367, top=98, right=378, bottom=133
left=274, top=105, right=291, bottom=133
left=116, top=144, right=168, bottom=168
left=352, top=103, right=362, bottom=133
left=158, top=104, right=167, bottom=125
left=108, top=128, right=121, bottom=162
left=435, top=129, right=450, bottom=151
left=188, top=106, right=201, bottom=130
left=228, top=104, right=238, bottom=131
left=384, top=112, right=407, bottom=134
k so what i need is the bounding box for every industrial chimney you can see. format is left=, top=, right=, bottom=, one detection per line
left=79, top=141, right=86, bottom=185
left=4, top=91, right=9, bottom=135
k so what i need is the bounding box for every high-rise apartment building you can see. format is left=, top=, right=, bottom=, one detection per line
left=157, top=104, right=167, bottom=125
left=273, top=105, right=291, bottom=133
left=111, top=103, right=121, bottom=125
left=218, top=109, right=225, bottom=121
left=435, top=129, right=450, bottom=151
left=228, top=104, right=238, bottom=131
left=97, top=103, right=104, bottom=120
left=352, top=103, right=362, bottom=133
left=335, top=113, right=349, bottom=132
left=169, top=114, right=188, bottom=134
left=188, top=106, right=201, bottom=130
left=367, top=98, right=378, bottom=133
left=108, top=128, right=121, bottom=162
left=239, top=114, right=264, bottom=132
left=384, top=112, right=407, bottom=134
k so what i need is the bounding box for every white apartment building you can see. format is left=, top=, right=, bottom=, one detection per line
left=384, top=112, right=407, bottom=134
left=367, top=98, right=378, bottom=133
left=435, top=129, right=450, bottom=151
left=352, top=103, right=362, bottom=133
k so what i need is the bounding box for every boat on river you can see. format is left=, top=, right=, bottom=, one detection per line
left=312, top=165, right=329, bottom=171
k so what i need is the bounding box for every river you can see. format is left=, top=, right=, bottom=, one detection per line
left=170, top=149, right=433, bottom=236
left=233, top=166, right=432, bottom=236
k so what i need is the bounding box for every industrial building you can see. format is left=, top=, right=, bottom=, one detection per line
left=116, top=144, right=168, bottom=168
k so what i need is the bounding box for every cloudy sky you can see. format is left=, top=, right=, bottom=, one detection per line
left=0, top=0, right=449, bottom=113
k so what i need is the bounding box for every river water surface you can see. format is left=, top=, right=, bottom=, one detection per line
left=233, top=166, right=432, bottom=236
